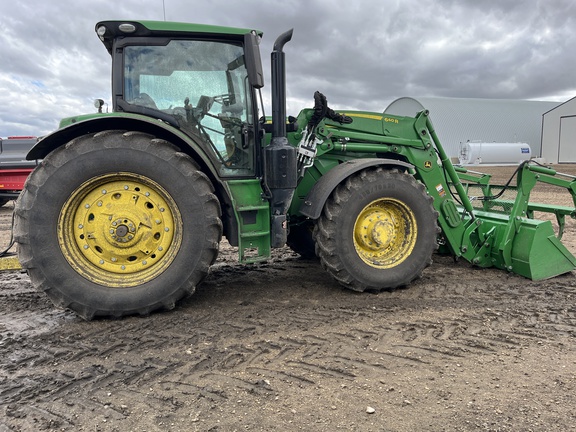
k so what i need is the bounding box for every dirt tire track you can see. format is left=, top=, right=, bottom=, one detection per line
left=2, top=166, right=576, bottom=430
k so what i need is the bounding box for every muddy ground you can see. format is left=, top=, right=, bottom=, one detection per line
left=1, top=165, right=576, bottom=431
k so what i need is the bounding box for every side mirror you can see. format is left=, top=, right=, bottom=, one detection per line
left=244, top=31, right=264, bottom=89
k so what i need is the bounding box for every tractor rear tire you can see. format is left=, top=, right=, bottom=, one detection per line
left=14, top=130, right=222, bottom=319
left=314, top=167, right=438, bottom=291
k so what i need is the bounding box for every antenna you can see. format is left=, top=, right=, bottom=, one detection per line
left=162, top=0, right=166, bottom=20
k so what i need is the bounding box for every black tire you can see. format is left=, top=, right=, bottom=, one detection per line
left=287, top=221, right=317, bottom=259
left=314, top=167, right=438, bottom=291
left=14, top=130, right=222, bottom=319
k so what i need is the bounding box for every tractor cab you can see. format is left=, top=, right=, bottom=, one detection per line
left=96, top=21, right=265, bottom=177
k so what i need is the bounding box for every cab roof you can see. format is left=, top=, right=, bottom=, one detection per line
left=95, top=20, right=263, bottom=54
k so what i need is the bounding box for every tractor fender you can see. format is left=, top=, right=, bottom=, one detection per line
left=28, top=114, right=218, bottom=178
left=299, top=158, right=413, bottom=219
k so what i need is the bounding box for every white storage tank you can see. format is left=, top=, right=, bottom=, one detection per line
left=458, top=141, right=531, bottom=165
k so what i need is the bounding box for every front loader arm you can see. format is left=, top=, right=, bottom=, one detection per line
left=293, top=102, right=576, bottom=281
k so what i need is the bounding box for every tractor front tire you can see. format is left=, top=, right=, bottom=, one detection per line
left=14, top=130, right=222, bottom=319
left=314, top=167, right=438, bottom=291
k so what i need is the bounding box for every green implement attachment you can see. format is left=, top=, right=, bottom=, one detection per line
left=450, top=159, right=576, bottom=280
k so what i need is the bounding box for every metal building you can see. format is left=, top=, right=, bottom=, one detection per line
left=385, top=96, right=558, bottom=160
left=541, top=96, right=576, bottom=163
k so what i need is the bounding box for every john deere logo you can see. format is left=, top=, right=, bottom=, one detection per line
left=424, top=161, right=432, bottom=168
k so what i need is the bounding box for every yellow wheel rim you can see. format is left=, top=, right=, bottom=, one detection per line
left=58, top=173, right=182, bottom=287
left=353, top=198, right=417, bottom=269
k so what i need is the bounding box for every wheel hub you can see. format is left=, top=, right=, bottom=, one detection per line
left=110, top=218, right=136, bottom=244
left=356, top=212, right=396, bottom=251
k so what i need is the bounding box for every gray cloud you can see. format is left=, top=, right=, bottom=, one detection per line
left=0, top=0, right=574, bottom=136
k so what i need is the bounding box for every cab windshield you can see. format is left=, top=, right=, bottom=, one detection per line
left=124, top=39, right=255, bottom=176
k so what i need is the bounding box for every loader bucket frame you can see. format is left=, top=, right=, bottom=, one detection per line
left=425, top=115, right=576, bottom=280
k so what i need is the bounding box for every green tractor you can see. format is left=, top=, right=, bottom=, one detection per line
left=15, top=21, right=576, bottom=319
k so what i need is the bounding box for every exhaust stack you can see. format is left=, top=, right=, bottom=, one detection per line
left=265, top=29, right=297, bottom=247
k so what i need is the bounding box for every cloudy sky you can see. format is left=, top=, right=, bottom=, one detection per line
left=1, top=0, right=575, bottom=137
